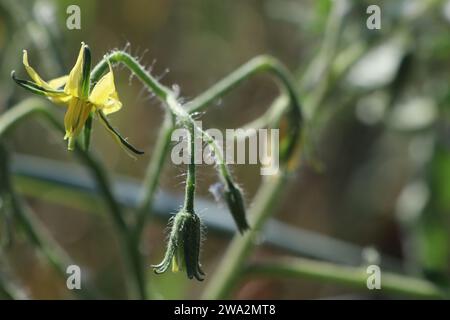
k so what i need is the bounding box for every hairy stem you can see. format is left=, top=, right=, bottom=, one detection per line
left=93, top=50, right=242, bottom=220
left=91, top=51, right=170, bottom=99
left=183, top=123, right=196, bottom=213
left=91, top=51, right=302, bottom=293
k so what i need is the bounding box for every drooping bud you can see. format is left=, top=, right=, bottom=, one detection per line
left=152, top=210, right=205, bottom=281
left=209, top=178, right=249, bottom=234
left=223, top=177, right=249, bottom=234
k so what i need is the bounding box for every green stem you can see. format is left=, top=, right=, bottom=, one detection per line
left=299, top=0, right=348, bottom=92
left=91, top=51, right=170, bottom=100
left=0, top=273, right=25, bottom=300
left=183, top=123, right=196, bottom=213
left=244, top=258, right=448, bottom=299
left=187, top=55, right=298, bottom=115
left=202, top=172, right=287, bottom=299
left=187, top=55, right=302, bottom=165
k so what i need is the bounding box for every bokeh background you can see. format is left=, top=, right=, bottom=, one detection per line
left=1, top=0, right=450, bottom=299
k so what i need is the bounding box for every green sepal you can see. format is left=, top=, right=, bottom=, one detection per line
left=97, top=110, right=144, bottom=156
left=223, top=177, right=249, bottom=234
left=82, top=112, right=94, bottom=151
left=11, top=71, right=65, bottom=97
left=80, top=45, right=91, bottom=99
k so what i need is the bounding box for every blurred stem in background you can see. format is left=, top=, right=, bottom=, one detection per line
left=135, top=112, right=174, bottom=237
left=0, top=142, right=96, bottom=299
left=0, top=0, right=66, bottom=107
left=245, top=257, right=448, bottom=299
left=417, top=144, right=450, bottom=283
left=203, top=0, right=449, bottom=298
left=0, top=99, right=145, bottom=299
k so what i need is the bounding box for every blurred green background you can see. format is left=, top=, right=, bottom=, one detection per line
left=1, top=0, right=450, bottom=299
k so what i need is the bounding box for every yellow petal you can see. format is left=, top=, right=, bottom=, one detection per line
left=102, top=94, right=122, bottom=115
left=50, top=94, right=72, bottom=105
left=89, top=65, right=122, bottom=115
left=48, top=76, right=70, bottom=104
left=64, top=43, right=85, bottom=97
left=172, top=256, right=180, bottom=273
left=48, top=75, right=68, bottom=89
left=99, top=91, right=122, bottom=115
left=63, top=97, right=92, bottom=149
left=23, top=50, right=52, bottom=89
left=21, top=50, right=71, bottom=104
left=89, top=70, right=114, bottom=105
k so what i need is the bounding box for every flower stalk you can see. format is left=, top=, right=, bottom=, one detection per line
left=152, top=123, right=205, bottom=280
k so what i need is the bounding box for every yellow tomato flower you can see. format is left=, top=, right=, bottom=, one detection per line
left=12, top=42, right=143, bottom=156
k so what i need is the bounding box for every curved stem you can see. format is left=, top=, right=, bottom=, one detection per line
left=93, top=51, right=303, bottom=199
left=93, top=52, right=302, bottom=163
left=91, top=51, right=170, bottom=100
left=191, top=58, right=303, bottom=297
left=244, top=258, right=448, bottom=299
left=187, top=55, right=297, bottom=114
left=93, top=51, right=234, bottom=198
left=188, top=55, right=302, bottom=165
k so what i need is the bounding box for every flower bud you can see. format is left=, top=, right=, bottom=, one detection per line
left=152, top=210, right=205, bottom=281
left=209, top=178, right=249, bottom=234
left=223, top=178, right=249, bottom=234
